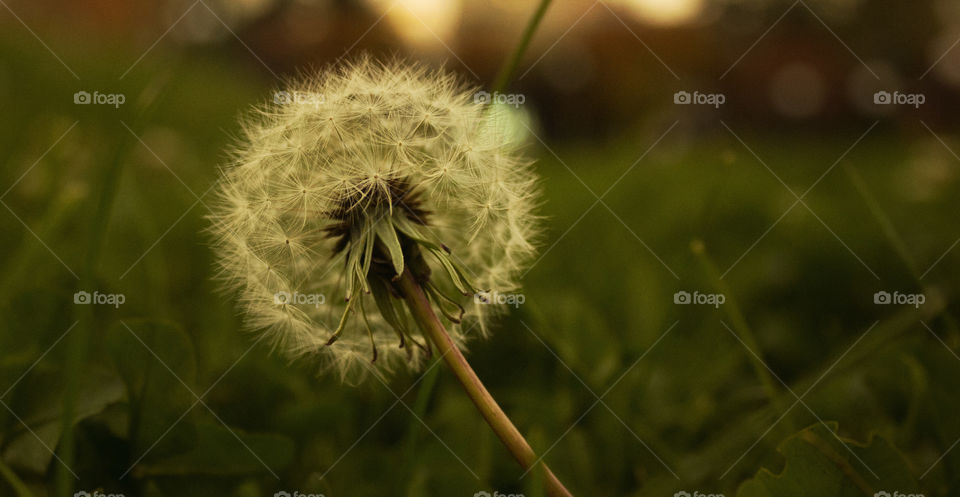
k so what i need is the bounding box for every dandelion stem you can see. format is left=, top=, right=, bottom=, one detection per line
left=396, top=268, right=574, bottom=497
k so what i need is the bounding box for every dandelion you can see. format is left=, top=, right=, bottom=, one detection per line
left=210, top=57, right=536, bottom=377
left=209, top=58, right=571, bottom=496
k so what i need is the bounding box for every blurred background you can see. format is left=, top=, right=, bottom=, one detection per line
left=2, top=0, right=960, bottom=496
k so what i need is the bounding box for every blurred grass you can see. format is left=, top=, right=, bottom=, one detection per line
left=1, top=30, right=960, bottom=497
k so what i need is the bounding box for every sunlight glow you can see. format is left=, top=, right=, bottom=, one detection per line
left=374, top=0, right=463, bottom=47
left=619, top=0, right=703, bottom=26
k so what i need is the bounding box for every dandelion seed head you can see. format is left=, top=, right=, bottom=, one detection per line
left=209, top=57, right=540, bottom=382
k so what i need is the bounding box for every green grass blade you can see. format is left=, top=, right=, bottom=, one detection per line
left=491, top=0, right=553, bottom=94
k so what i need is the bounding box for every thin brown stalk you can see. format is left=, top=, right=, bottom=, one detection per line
left=396, top=268, right=574, bottom=497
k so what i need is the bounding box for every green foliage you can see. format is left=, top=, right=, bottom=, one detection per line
left=737, top=423, right=916, bottom=497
